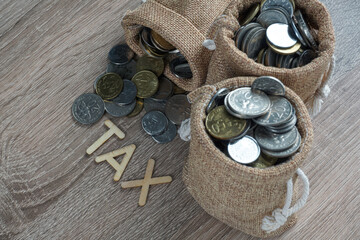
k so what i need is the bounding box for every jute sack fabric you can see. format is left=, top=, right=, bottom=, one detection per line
left=121, top=0, right=232, bottom=92
left=206, top=0, right=335, bottom=116
left=183, top=76, right=313, bottom=238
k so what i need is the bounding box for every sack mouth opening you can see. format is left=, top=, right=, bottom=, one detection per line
left=219, top=0, right=334, bottom=75
left=192, top=77, right=313, bottom=180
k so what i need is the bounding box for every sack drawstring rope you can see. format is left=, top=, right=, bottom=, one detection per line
left=261, top=168, right=309, bottom=233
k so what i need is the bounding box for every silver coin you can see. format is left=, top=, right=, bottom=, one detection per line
left=291, top=56, right=299, bottom=68
left=266, top=23, right=298, bottom=49
left=235, top=22, right=262, bottom=49
left=206, top=88, right=230, bottom=114
left=165, top=94, right=191, bottom=125
left=123, top=60, right=137, bottom=80
left=106, top=62, right=127, bottom=78
left=108, top=44, right=134, bottom=66
left=94, top=73, right=106, bottom=92
left=72, top=93, right=104, bottom=125
left=142, top=111, right=168, bottom=136
left=152, top=121, right=177, bottom=144
left=289, top=18, right=308, bottom=47
left=104, top=100, right=136, bottom=117
left=169, top=57, right=193, bottom=79
left=112, top=80, right=137, bottom=105
left=262, top=131, right=301, bottom=158
left=245, top=27, right=267, bottom=59
left=265, top=48, right=278, bottom=67
left=256, top=9, right=288, bottom=28
left=267, top=109, right=297, bottom=129
left=255, top=126, right=298, bottom=151
left=144, top=98, right=167, bottom=113
left=152, top=76, right=173, bottom=99
left=281, top=54, right=295, bottom=69
left=226, top=87, right=271, bottom=119
left=261, top=0, right=294, bottom=18
left=294, top=10, right=318, bottom=50
left=298, top=49, right=317, bottom=67
left=252, top=76, right=286, bottom=96
left=266, top=123, right=295, bottom=134
left=227, top=136, right=260, bottom=164
left=241, top=26, right=263, bottom=52
left=253, top=96, right=293, bottom=126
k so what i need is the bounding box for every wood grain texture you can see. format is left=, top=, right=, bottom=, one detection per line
left=0, top=0, right=358, bottom=239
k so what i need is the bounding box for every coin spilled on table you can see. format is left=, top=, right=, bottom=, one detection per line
left=72, top=43, right=191, bottom=144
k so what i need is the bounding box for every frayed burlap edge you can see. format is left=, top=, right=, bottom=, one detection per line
left=183, top=76, right=313, bottom=238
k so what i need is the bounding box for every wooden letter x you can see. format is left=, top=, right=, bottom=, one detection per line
left=121, top=159, right=172, bottom=206
left=86, top=120, right=125, bottom=155
left=95, top=144, right=136, bottom=181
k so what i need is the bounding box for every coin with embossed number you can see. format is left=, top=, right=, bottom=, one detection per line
left=253, top=96, right=293, bottom=126
left=165, top=94, right=191, bottom=125
left=136, top=55, right=164, bottom=77
left=96, top=73, right=123, bottom=100
left=226, top=87, right=271, bottom=119
left=262, top=131, right=301, bottom=158
left=108, top=44, right=134, bottom=65
left=104, top=100, right=136, bottom=117
left=152, top=121, right=177, bottom=144
left=112, top=80, right=137, bottom=105
left=142, top=111, right=168, bottom=136
left=227, top=136, right=260, bottom=164
left=205, top=106, right=248, bottom=140
left=72, top=93, right=104, bottom=124
left=132, top=70, right=159, bottom=98
left=255, top=126, right=298, bottom=151
left=252, top=76, right=285, bottom=96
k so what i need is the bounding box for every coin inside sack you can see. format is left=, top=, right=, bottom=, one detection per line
left=227, top=136, right=260, bottom=164
left=239, top=3, right=260, bottom=25
left=235, top=0, right=318, bottom=69
left=206, top=88, right=230, bottom=114
left=142, top=111, right=169, bottom=136
left=72, top=93, right=105, bottom=125
left=252, top=76, right=285, bottom=96
left=170, top=56, right=193, bottom=79
left=203, top=77, right=302, bottom=168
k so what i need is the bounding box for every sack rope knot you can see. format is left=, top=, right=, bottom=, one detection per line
left=261, top=168, right=309, bottom=233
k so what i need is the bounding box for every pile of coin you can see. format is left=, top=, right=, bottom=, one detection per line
left=72, top=44, right=191, bottom=144
left=205, top=76, right=302, bottom=168
left=235, top=0, right=318, bottom=69
left=139, top=27, right=193, bottom=79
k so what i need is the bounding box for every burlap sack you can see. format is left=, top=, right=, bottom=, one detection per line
left=183, top=76, right=313, bottom=238
left=206, top=0, right=335, bottom=116
left=121, top=0, right=232, bottom=92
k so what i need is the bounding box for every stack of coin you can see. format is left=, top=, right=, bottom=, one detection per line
left=72, top=44, right=190, bottom=144
left=235, top=0, right=318, bottom=69
left=139, top=27, right=193, bottom=79
left=205, top=76, right=302, bottom=168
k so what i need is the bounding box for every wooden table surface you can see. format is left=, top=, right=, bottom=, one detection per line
left=0, top=0, right=359, bottom=239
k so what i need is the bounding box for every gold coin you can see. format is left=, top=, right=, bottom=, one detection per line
left=127, top=98, right=144, bottom=117
left=151, top=30, right=175, bottom=51
left=250, top=154, right=278, bottom=169
left=96, top=73, right=123, bottom=100
left=267, top=40, right=301, bottom=55
left=205, top=106, right=248, bottom=140
left=240, top=4, right=260, bottom=26
left=132, top=70, right=159, bottom=98
left=136, top=55, right=164, bottom=77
